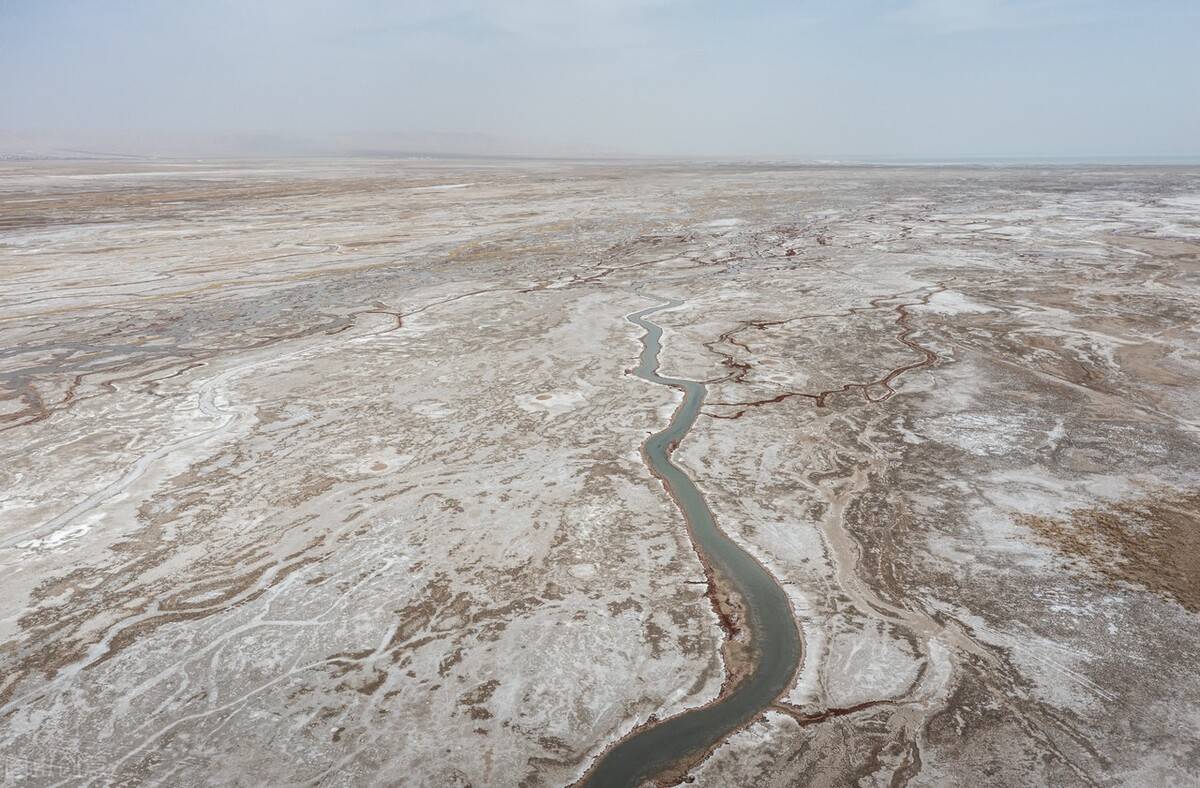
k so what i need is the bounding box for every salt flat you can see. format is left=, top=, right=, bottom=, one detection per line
left=2, top=159, right=1199, bottom=786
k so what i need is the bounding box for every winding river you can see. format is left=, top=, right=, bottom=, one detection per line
left=581, top=298, right=803, bottom=787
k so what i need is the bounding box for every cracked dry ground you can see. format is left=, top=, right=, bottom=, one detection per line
left=2, top=159, right=1199, bottom=786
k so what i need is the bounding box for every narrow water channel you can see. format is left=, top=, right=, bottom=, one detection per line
left=581, top=298, right=803, bottom=787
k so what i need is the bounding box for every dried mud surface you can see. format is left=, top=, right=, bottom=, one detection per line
left=2, top=159, right=1200, bottom=786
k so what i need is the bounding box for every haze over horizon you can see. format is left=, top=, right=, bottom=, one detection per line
left=3, top=0, right=1198, bottom=160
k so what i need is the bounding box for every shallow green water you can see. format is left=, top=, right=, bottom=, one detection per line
left=581, top=299, right=803, bottom=787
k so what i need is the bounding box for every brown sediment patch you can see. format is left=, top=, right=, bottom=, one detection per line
left=771, top=698, right=896, bottom=727
left=702, top=571, right=753, bottom=690
left=460, top=679, right=500, bottom=707
left=1105, top=233, right=1200, bottom=265
left=1017, top=488, right=1200, bottom=612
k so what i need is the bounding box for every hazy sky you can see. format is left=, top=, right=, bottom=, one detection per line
left=2, top=0, right=1198, bottom=157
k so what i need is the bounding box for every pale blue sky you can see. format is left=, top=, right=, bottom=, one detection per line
left=2, top=0, right=1197, bottom=157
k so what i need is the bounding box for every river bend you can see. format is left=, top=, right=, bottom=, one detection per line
left=581, top=298, right=803, bottom=787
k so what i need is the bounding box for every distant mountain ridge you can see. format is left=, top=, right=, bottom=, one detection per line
left=0, top=130, right=617, bottom=160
